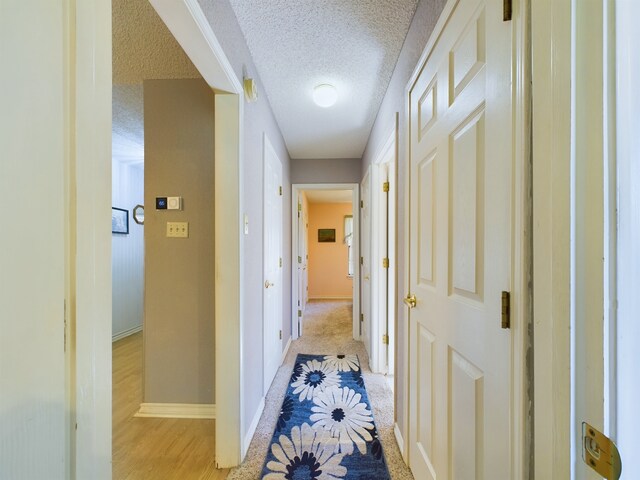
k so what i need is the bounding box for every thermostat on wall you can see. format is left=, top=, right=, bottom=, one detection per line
left=167, top=196, right=182, bottom=210
left=156, top=197, right=167, bottom=209
left=155, top=196, right=183, bottom=210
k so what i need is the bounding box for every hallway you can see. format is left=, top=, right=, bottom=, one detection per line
left=228, top=299, right=413, bottom=479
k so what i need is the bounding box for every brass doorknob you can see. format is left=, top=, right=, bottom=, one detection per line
left=403, top=294, right=417, bottom=308
left=265, top=280, right=274, bottom=289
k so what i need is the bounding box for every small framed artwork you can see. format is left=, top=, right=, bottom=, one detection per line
left=318, top=228, right=336, bottom=243
left=112, top=207, right=129, bottom=234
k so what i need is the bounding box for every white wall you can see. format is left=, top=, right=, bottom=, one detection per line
left=616, top=0, right=640, bottom=476
left=291, top=158, right=362, bottom=184
left=111, top=161, right=144, bottom=340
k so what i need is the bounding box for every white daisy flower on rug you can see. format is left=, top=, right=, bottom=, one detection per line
left=264, top=422, right=347, bottom=480
left=323, top=354, right=359, bottom=372
left=291, top=359, right=341, bottom=402
left=310, top=386, right=374, bottom=455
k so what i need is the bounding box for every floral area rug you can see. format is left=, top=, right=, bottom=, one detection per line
left=261, top=353, right=390, bottom=480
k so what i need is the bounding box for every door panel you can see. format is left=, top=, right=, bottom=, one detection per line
left=408, top=1, right=512, bottom=479
left=263, top=136, right=283, bottom=394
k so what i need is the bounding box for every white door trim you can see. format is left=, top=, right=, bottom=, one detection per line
left=149, top=0, right=245, bottom=467
left=291, top=184, right=360, bottom=341
left=370, top=124, right=397, bottom=374
left=531, top=0, right=572, bottom=477
left=402, top=0, right=531, bottom=474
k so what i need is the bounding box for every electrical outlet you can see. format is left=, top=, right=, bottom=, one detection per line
left=166, top=222, right=189, bottom=238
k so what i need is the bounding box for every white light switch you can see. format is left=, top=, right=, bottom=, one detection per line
left=166, top=221, right=189, bottom=238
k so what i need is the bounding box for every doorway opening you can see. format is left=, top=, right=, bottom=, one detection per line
left=291, top=184, right=360, bottom=341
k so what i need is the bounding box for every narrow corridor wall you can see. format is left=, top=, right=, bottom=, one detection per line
left=144, top=78, right=215, bottom=405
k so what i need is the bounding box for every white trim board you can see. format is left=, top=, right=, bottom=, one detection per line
left=135, top=403, right=216, bottom=419
left=112, top=325, right=142, bottom=343
left=393, top=423, right=406, bottom=461
left=242, top=396, right=265, bottom=459
left=281, top=336, right=292, bottom=364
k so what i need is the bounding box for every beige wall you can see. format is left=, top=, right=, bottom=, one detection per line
left=308, top=203, right=353, bottom=298
left=144, top=78, right=215, bottom=404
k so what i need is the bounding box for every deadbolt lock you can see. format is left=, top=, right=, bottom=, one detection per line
left=582, top=422, right=622, bottom=480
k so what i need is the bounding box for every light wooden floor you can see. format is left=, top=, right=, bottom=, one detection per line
left=112, top=332, right=229, bottom=480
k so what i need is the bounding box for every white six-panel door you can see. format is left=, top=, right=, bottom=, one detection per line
left=408, top=0, right=512, bottom=478
left=263, top=135, right=283, bottom=394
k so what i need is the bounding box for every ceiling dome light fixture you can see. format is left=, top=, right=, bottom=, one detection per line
left=313, top=84, right=338, bottom=107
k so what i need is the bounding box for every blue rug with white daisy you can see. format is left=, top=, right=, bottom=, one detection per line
left=261, top=353, right=390, bottom=480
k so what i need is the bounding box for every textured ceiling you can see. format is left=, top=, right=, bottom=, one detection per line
left=113, top=85, right=144, bottom=164
left=112, top=0, right=203, bottom=164
left=227, top=0, right=418, bottom=159
left=112, top=0, right=200, bottom=85
left=304, top=189, right=353, bottom=204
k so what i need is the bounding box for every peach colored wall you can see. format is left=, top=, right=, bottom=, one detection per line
left=308, top=203, right=353, bottom=298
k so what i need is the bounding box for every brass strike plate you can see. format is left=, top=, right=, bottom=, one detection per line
left=582, top=422, right=622, bottom=480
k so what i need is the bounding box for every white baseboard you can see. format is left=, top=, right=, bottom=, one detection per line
left=112, top=324, right=142, bottom=342
left=394, top=423, right=406, bottom=461
left=135, top=403, right=216, bottom=419
left=281, top=336, right=292, bottom=363
left=242, top=396, right=265, bottom=459
left=308, top=296, right=353, bottom=300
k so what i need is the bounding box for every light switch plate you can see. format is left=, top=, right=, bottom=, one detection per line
left=167, top=221, right=189, bottom=238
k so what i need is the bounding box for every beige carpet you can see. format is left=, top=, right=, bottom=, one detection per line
left=227, top=299, right=414, bottom=480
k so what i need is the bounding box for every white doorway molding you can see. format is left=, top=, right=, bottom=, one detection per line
left=291, top=184, right=360, bottom=342
left=369, top=120, right=398, bottom=375
left=150, top=0, right=245, bottom=467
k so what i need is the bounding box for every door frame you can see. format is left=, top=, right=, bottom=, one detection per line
left=262, top=133, right=283, bottom=395
left=290, top=183, right=360, bottom=341
left=402, top=0, right=531, bottom=475
left=369, top=122, right=398, bottom=375
left=72, top=0, right=248, bottom=471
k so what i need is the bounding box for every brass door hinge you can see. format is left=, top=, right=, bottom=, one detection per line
left=298, top=202, right=302, bottom=212
left=503, top=0, right=512, bottom=21
left=298, top=256, right=302, bottom=264
left=298, top=310, right=302, bottom=318
left=279, top=186, right=283, bottom=196
left=360, top=200, right=364, bottom=208
left=279, top=330, right=282, bottom=340
left=382, top=334, right=389, bottom=345
left=360, top=256, right=364, bottom=265
left=382, top=258, right=389, bottom=269
left=383, top=181, right=390, bottom=193
left=501, top=291, right=510, bottom=329
left=360, top=313, right=364, bottom=323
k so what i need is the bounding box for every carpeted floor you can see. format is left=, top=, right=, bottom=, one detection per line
left=227, top=299, right=414, bottom=480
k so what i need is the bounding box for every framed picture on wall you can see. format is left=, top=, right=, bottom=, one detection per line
left=112, top=207, right=129, bottom=234
left=318, top=228, right=336, bottom=243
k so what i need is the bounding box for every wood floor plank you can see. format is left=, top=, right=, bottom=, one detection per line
left=112, top=332, right=228, bottom=480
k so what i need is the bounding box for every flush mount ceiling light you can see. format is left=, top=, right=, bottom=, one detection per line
left=313, top=84, right=338, bottom=107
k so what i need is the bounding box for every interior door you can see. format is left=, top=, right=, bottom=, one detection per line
left=263, top=136, right=283, bottom=394
left=296, top=192, right=308, bottom=337
left=360, top=172, right=372, bottom=349
left=407, top=1, right=513, bottom=478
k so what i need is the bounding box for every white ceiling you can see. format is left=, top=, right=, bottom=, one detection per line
left=227, top=0, right=418, bottom=159
left=304, top=189, right=353, bottom=204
